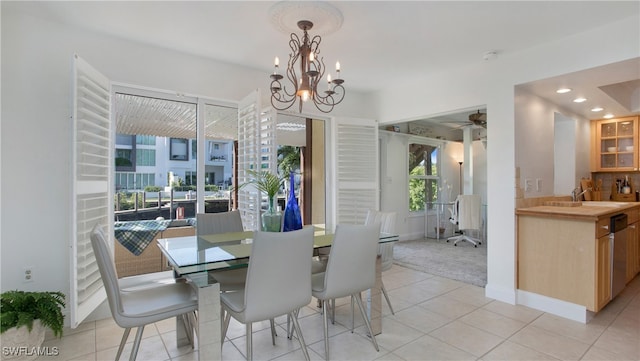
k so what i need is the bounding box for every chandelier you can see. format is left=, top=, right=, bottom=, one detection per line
left=269, top=20, right=345, bottom=113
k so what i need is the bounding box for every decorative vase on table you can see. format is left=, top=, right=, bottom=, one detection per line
left=283, top=172, right=303, bottom=232
left=261, top=196, right=282, bottom=232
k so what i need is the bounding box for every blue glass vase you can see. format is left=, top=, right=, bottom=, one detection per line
left=282, top=172, right=302, bottom=232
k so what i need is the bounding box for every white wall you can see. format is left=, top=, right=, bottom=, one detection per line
left=373, top=15, right=639, bottom=304
left=516, top=90, right=592, bottom=197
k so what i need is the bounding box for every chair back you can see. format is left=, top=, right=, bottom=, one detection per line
left=90, top=224, right=125, bottom=324
left=321, top=223, right=381, bottom=299
left=243, top=227, right=315, bottom=322
left=196, top=210, right=244, bottom=236
left=365, top=210, right=396, bottom=234
left=455, top=194, right=482, bottom=231
left=366, top=210, right=396, bottom=272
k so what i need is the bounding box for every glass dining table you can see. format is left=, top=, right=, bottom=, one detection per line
left=157, top=225, right=399, bottom=360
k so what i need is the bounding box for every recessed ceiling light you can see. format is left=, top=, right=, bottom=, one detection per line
left=591, top=107, right=604, bottom=112
left=556, top=88, right=572, bottom=94
left=604, top=113, right=615, bottom=119
left=573, top=97, right=587, bottom=103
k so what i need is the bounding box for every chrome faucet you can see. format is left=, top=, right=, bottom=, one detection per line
left=572, top=187, right=591, bottom=202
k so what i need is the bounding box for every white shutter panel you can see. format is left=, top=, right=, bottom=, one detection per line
left=259, top=107, right=278, bottom=174
left=237, top=90, right=261, bottom=230
left=331, top=118, right=379, bottom=226
left=70, top=55, right=112, bottom=327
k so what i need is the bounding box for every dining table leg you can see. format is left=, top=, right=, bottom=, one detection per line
left=366, top=255, right=383, bottom=335
left=176, top=272, right=222, bottom=360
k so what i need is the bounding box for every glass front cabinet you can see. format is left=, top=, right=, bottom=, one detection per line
left=593, top=116, right=639, bottom=171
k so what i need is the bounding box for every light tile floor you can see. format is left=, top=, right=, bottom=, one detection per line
left=41, top=265, right=640, bottom=361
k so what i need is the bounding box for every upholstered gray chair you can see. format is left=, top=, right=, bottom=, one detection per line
left=197, top=211, right=247, bottom=291
left=90, top=224, right=198, bottom=361
left=220, top=227, right=315, bottom=361
left=311, top=223, right=381, bottom=361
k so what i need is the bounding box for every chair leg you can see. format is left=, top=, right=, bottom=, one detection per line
left=330, top=298, right=335, bottom=324
left=221, top=310, right=231, bottom=345
left=354, top=294, right=379, bottom=352
left=180, top=314, right=194, bottom=348
left=129, top=326, right=145, bottom=361
left=290, top=311, right=310, bottom=361
left=246, top=323, right=253, bottom=361
left=322, top=300, right=330, bottom=361
left=270, top=319, right=277, bottom=345
left=350, top=295, right=355, bottom=332
left=115, top=328, right=131, bottom=361
left=287, top=308, right=299, bottom=339
left=381, top=281, right=395, bottom=315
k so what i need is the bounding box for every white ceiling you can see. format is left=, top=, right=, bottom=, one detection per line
left=19, top=1, right=639, bottom=132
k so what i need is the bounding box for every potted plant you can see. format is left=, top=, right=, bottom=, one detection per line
left=1, top=290, right=66, bottom=357
left=237, top=169, right=286, bottom=232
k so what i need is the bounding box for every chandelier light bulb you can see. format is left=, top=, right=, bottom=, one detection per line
left=309, top=52, right=314, bottom=62
left=274, top=57, right=279, bottom=67
left=336, top=61, right=340, bottom=71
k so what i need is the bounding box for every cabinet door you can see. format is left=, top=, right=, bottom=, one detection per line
left=628, top=223, right=640, bottom=282
left=594, top=116, right=638, bottom=171
left=596, top=234, right=612, bottom=311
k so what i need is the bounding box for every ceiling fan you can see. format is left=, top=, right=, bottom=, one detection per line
left=435, top=110, right=487, bottom=129
left=468, top=110, right=487, bottom=128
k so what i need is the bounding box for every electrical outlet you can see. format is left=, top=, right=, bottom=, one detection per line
left=524, top=178, right=533, bottom=192
left=536, top=178, right=542, bottom=192
left=23, top=267, right=33, bottom=283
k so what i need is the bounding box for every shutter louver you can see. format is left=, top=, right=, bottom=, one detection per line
left=333, top=119, right=379, bottom=225
left=70, top=55, right=111, bottom=327
left=237, top=90, right=261, bottom=230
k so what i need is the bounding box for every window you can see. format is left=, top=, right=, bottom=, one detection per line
left=115, top=148, right=134, bottom=171
left=136, top=149, right=156, bottom=166
left=115, top=172, right=155, bottom=190
left=136, top=135, right=156, bottom=145
left=408, top=142, right=440, bottom=212
left=191, top=139, right=197, bottom=159
left=185, top=171, right=197, bottom=186
left=170, top=138, right=188, bottom=160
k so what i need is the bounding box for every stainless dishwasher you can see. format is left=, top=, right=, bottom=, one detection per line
left=610, top=213, right=628, bottom=300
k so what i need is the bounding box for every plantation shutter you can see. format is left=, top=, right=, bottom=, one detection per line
left=237, top=90, right=261, bottom=230
left=70, top=55, right=112, bottom=327
left=237, top=91, right=278, bottom=230
left=331, top=117, right=379, bottom=227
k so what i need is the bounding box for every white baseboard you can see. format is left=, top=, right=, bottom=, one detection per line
left=517, top=290, right=592, bottom=323
left=485, top=283, right=517, bottom=304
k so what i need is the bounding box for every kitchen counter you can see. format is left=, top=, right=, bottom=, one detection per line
left=516, top=201, right=639, bottom=221
left=516, top=200, right=640, bottom=322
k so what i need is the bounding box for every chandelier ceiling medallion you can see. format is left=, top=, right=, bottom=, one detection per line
left=268, top=2, right=345, bottom=113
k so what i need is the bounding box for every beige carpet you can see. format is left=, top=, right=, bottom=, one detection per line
left=393, top=237, right=487, bottom=287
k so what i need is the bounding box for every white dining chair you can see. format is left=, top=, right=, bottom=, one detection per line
left=197, top=211, right=247, bottom=291
left=365, top=209, right=397, bottom=315
left=90, top=224, right=198, bottom=361
left=311, top=223, right=381, bottom=361
left=220, top=227, right=315, bottom=361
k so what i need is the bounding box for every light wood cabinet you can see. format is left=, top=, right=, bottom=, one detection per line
left=595, top=234, right=612, bottom=311
left=591, top=116, right=639, bottom=171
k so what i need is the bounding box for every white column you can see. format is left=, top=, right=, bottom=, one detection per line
left=463, top=127, right=474, bottom=195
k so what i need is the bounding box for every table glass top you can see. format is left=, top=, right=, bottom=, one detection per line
left=157, top=225, right=399, bottom=276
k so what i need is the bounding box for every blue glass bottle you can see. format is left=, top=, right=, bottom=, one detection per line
left=282, top=172, right=302, bottom=232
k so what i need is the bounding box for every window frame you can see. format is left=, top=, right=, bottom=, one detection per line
left=408, top=138, right=442, bottom=213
